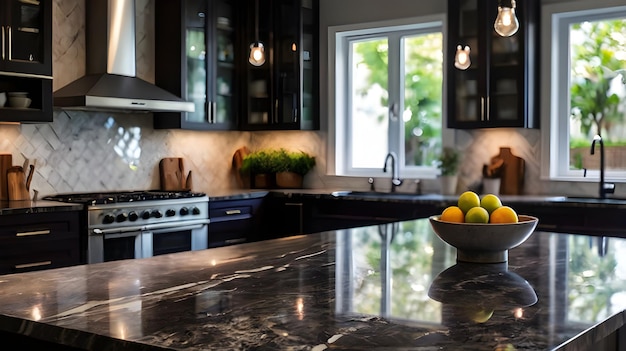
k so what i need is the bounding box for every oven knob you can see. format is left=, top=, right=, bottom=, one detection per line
left=103, top=214, right=115, bottom=224
left=192, top=206, right=201, bottom=215
left=166, top=209, right=176, bottom=217
left=128, top=211, right=139, bottom=221
left=141, top=211, right=151, bottom=220
left=179, top=207, right=189, bottom=216
left=151, top=210, right=163, bottom=218
left=116, top=213, right=128, bottom=222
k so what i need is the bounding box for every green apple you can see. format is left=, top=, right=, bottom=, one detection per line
left=458, top=191, right=480, bottom=214
left=465, top=206, right=489, bottom=223
left=480, top=194, right=502, bottom=214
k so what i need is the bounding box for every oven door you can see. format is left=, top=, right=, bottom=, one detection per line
left=145, top=222, right=208, bottom=257
left=89, top=220, right=208, bottom=263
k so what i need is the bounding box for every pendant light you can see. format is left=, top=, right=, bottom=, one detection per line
left=454, top=45, right=471, bottom=70
left=249, top=0, right=265, bottom=66
left=494, top=0, right=519, bottom=37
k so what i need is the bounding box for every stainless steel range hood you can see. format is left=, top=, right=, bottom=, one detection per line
left=54, top=0, right=194, bottom=113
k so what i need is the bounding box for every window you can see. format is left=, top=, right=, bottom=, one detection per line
left=328, top=15, right=448, bottom=180
left=541, top=0, right=626, bottom=182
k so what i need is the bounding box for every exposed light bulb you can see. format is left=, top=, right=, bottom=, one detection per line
left=494, top=0, right=519, bottom=37
left=454, top=45, right=471, bottom=70
left=249, top=42, right=265, bottom=66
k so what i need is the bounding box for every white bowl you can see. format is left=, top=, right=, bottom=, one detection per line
left=429, top=215, right=538, bottom=263
left=8, top=96, right=31, bottom=108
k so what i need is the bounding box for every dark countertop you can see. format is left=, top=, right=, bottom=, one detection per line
left=0, top=199, right=83, bottom=215
left=0, top=218, right=625, bottom=350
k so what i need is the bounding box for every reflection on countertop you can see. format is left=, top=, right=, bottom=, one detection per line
left=0, top=218, right=625, bottom=350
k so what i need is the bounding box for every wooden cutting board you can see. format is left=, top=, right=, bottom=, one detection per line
left=491, top=147, right=525, bottom=195
left=159, top=157, right=190, bottom=191
left=0, top=154, right=12, bottom=200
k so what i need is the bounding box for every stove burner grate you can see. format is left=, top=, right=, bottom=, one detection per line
left=44, top=190, right=207, bottom=205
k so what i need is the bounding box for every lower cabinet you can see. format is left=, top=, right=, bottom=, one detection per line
left=208, top=197, right=265, bottom=247
left=0, top=211, right=81, bottom=274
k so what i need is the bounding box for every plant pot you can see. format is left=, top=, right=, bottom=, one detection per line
left=251, top=173, right=275, bottom=189
left=440, top=175, right=458, bottom=195
left=276, top=171, right=304, bottom=189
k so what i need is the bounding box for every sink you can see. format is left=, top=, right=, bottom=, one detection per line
left=331, top=191, right=445, bottom=201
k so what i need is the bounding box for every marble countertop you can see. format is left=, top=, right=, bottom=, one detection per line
left=0, top=199, right=83, bottom=215
left=0, top=218, right=625, bottom=350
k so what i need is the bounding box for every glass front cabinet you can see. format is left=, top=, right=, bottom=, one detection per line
left=154, top=0, right=239, bottom=130
left=447, top=0, right=538, bottom=129
left=0, top=0, right=52, bottom=123
left=240, top=0, right=319, bottom=131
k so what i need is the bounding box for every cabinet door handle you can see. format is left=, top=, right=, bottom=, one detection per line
left=16, top=229, right=51, bottom=237
left=486, top=96, right=490, bottom=121
left=275, top=99, right=279, bottom=124
left=15, top=261, right=52, bottom=269
left=211, top=101, right=216, bottom=123
left=1, top=26, right=4, bottom=60
left=225, top=209, right=241, bottom=215
left=6, top=26, right=10, bottom=61
left=480, top=96, right=485, bottom=121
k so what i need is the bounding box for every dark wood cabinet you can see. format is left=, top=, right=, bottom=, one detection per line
left=447, top=0, right=538, bottom=129
left=0, top=0, right=52, bottom=123
left=239, top=0, right=319, bottom=131
left=208, top=197, right=265, bottom=247
left=0, top=210, right=81, bottom=274
left=154, top=0, right=240, bottom=130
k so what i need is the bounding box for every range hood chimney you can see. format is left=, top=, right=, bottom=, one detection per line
left=54, top=0, right=194, bottom=113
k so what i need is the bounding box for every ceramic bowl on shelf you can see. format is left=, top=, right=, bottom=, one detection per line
left=8, top=96, right=31, bottom=108
left=428, top=214, right=539, bottom=263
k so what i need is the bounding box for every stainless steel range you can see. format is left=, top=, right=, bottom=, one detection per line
left=44, top=191, right=209, bottom=263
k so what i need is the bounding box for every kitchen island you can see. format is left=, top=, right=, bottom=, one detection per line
left=0, top=218, right=625, bottom=350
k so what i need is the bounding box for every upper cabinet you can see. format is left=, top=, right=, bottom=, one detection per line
left=0, top=0, right=52, bottom=123
left=154, top=0, right=240, bottom=130
left=240, top=0, right=319, bottom=131
left=447, top=0, right=539, bottom=129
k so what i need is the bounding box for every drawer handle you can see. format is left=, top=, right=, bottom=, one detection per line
left=15, top=261, right=52, bottom=269
left=225, top=238, right=246, bottom=244
left=225, top=209, right=242, bottom=215
left=16, top=229, right=51, bottom=237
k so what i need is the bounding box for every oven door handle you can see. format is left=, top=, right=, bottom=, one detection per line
left=92, top=219, right=209, bottom=235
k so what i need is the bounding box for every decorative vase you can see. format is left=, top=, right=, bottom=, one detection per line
left=483, top=178, right=501, bottom=195
left=276, top=171, right=304, bottom=189
left=440, top=175, right=458, bottom=195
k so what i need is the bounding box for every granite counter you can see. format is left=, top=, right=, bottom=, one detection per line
left=0, top=219, right=625, bottom=350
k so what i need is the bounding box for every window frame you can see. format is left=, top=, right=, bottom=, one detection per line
left=327, top=14, right=452, bottom=179
left=540, top=0, right=626, bottom=183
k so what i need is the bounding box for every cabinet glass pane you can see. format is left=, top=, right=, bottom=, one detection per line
left=186, top=28, right=206, bottom=123
left=275, top=1, right=300, bottom=124
left=215, top=1, right=235, bottom=125
left=8, top=0, right=45, bottom=64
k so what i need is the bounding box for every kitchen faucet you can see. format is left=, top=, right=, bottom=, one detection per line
left=383, top=152, right=403, bottom=192
left=590, top=134, right=615, bottom=199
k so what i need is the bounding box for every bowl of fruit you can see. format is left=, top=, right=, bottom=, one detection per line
left=429, top=191, right=538, bottom=263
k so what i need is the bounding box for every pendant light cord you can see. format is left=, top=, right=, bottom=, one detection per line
left=254, top=0, right=259, bottom=42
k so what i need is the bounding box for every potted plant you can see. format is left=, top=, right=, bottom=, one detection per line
left=274, top=149, right=316, bottom=188
left=437, top=147, right=461, bottom=195
left=240, top=149, right=316, bottom=189
left=240, top=150, right=279, bottom=188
